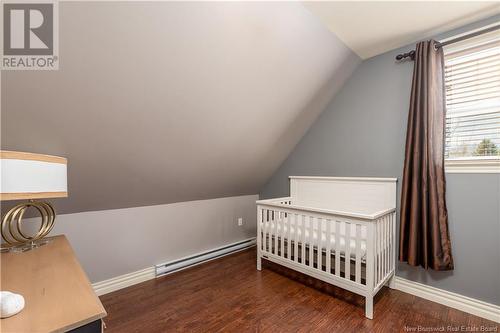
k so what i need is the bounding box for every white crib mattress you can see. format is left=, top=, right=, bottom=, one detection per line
left=261, top=220, right=367, bottom=259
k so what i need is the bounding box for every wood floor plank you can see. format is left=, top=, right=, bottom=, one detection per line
left=100, top=248, right=499, bottom=332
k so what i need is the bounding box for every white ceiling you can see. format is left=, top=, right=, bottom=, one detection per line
left=302, top=1, right=500, bottom=59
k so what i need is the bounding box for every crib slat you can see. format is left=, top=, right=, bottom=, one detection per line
left=309, top=216, right=314, bottom=268
left=377, top=219, right=382, bottom=283
left=380, top=217, right=384, bottom=281
left=317, top=218, right=323, bottom=271
left=385, top=215, right=389, bottom=277
left=276, top=212, right=285, bottom=257
left=280, top=212, right=285, bottom=258
left=272, top=210, right=277, bottom=256
left=355, top=224, right=361, bottom=284
left=261, top=210, right=265, bottom=253
left=345, top=222, right=351, bottom=280
left=276, top=210, right=280, bottom=256
left=263, top=209, right=268, bottom=253
left=379, top=218, right=383, bottom=282
left=268, top=209, right=272, bottom=253
left=326, top=219, right=332, bottom=274
left=301, top=215, right=306, bottom=265
left=376, top=220, right=380, bottom=284
left=261, top=209, right=265, bottom=252
left=268, top=210, right=273, bottom=254
left=294, top=214, right=299, bottom=263
left=380, top=218, right=384, bottom=283
left=382, top=216, right=386, bottom=279
left=275, top=210, right=279, bottom=256
left=269, top=210, right=274, bottom=255
left=387, top=215, right=390, bottom=276
left=388, top=214, right=392, bottom=272
left=287, top=213, right=292, bottom=260
left=378, top=218, right=382, bottom=283
left=269, top=209, right=273, bottom=254
left=366, top=224, right=375, bottom=293
left=385, top=216, right=388, bottom=277
left=261, top=208, right=265, bottom=252
left=335, top=221, right=341, bottom=277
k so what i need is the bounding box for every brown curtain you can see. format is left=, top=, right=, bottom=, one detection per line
left=399, top=40, right=454, bottom=271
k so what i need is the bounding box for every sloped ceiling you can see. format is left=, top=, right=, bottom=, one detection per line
left=303, top=1, right=500, bottom=59
left=1, top=2, right=360, bottom=214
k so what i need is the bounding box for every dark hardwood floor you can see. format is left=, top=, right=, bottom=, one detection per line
left=100, top=248, right=499, bottom=332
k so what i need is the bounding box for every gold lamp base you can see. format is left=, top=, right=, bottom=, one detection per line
left=1, top=200, right=56, bottom=253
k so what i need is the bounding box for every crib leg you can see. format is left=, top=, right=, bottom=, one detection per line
left=365, top=296, right=373, bottom=319
left=256, top=255, right=262, bottom=271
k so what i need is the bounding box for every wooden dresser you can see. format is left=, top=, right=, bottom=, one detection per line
left=0, top=235, right=107, bottom=333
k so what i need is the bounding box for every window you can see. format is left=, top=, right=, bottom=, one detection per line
left=444, top=27, right=500, bottom=172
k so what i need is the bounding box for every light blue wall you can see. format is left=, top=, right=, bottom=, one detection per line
left=261, top=15, right=500, bottom=305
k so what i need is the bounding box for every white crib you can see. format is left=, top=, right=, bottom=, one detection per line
left=256, top=176, right=397, bottom=319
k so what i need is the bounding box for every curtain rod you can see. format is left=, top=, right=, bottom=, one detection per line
left=395, top=23, right=500, bottom=61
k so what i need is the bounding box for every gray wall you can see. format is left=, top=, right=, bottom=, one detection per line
left=1, top=1, right=359, bottom=215
left=24, top=195, right=258, bottom=283
left=261, top=15, right=500, bottom=305
left=1, top=2, right=360, bottom=285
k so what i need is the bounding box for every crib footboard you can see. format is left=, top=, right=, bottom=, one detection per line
left=256, top=203, right=396, bottom=319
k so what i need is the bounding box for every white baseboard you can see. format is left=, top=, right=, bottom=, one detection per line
left=93, top=238, right=256, bottom=296
left=394, top=277, right=500, bottom=323
left=93, top=267, right=156, bottom=296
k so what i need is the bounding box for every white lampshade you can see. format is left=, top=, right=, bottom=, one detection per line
left=0, top=151, right=67, bottom=201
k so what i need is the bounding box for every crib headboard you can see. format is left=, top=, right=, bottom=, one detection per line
left=289, top=176, right=397, bottom=213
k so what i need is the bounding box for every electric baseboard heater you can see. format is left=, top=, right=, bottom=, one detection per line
left=155, top=238, right=256, bottom=277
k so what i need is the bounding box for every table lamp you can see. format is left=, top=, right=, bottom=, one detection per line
left=0, top=151, right=67, bottom=252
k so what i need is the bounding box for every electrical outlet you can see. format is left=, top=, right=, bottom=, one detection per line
left=238, top=217, right=243, bottom=226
